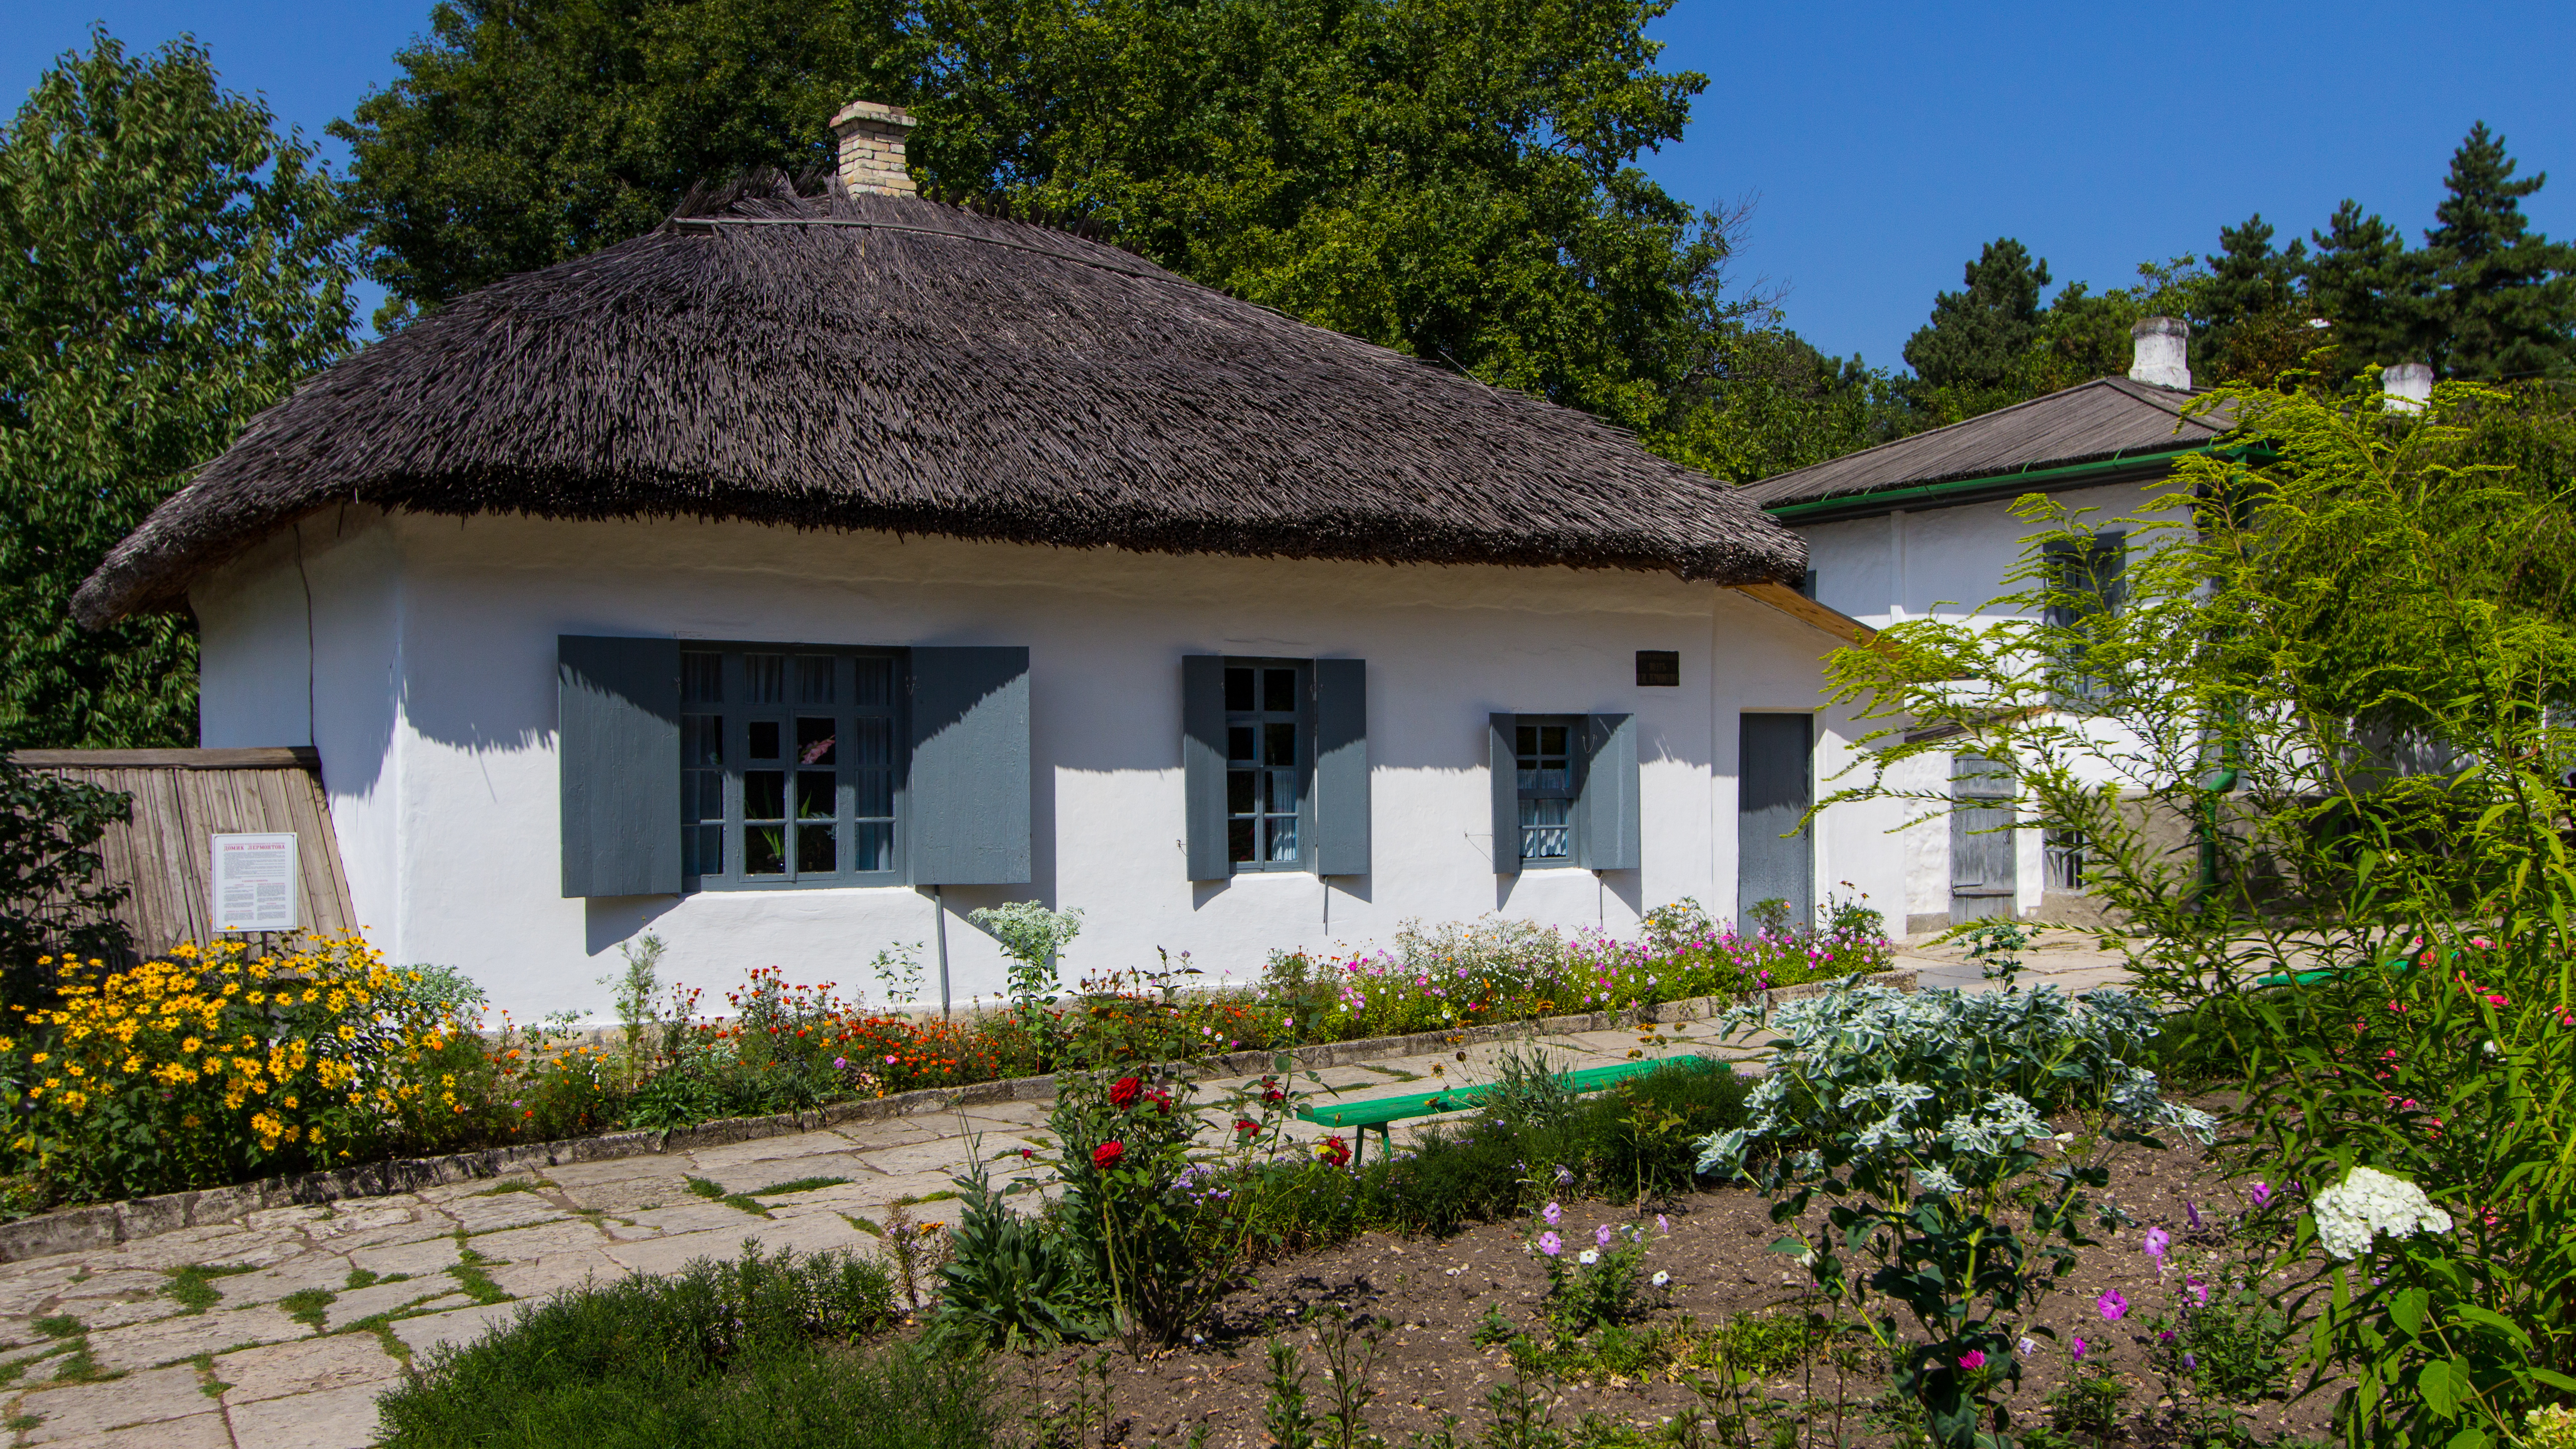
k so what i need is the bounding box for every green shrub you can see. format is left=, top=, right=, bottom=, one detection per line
left=377, top=1244, right=925, bottom=1449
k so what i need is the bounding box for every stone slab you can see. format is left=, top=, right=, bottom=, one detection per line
left=214, top=1331, right=402, bottom=1403
left=13, top=1363, right=208, bottom=1443
left=88, top=1303, right=307, bottom=1373
left=225, top=1380, right=389, bottom=1449
left=346, top=1235, right=462, bottom=1279
left=41, top=1410, right=230, bottom=1449
left=324, top=1277, right=464, bottom=1331
left=389, top=1300, right=522, bottom=1358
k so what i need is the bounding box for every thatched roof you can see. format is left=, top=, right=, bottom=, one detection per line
left=74, top=181, right=1803, bottom=627
left=1740, top=376, right=2230, bottom=517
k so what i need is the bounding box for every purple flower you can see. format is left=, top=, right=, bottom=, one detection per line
left=2072, top=1337, right=2089, bottom=1360
left=2143, top=1227, right=2171, bottom=1266
left=1957, top=1349, right=1986, bottom=1370
left=2188, top=1277, right=2209, bottom=1308
left=2183, top=1353, right=2198, bottom=1370
left=1656, top=1214, right=1670, bottom=1234
left=2247, top=1180, right=2272, bottom=1208
left=2098, top=1289, right=2129, bottom=1321
left=1542, top=1201, right=1562, bottom=1226
left=833, top=1056, right=848, bottom=1070
left=1536, top=1232, right=1561, bottom=1257
left=1595, top=1224, right=1614, bottom=1248
left=2186, top=1201, right=2202, bottom=1231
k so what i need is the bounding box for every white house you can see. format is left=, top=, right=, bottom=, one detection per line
left=72, top=102, right=1900, bottom=1020
left=1737, top=320, right=2225, bottom=935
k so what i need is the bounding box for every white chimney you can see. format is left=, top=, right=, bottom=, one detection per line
left=832, top=99, right=917, bottom=198
left=2129, top=316, right=2191, bottom=391
left=2382, top=363, right=2433, bottom=414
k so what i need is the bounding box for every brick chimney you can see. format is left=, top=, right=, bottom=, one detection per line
left=2381, top=362, right=2433, bottom=413
left=2129, top=316, right=2191, bottom=391
left=832, top=99, right=917, bottom=198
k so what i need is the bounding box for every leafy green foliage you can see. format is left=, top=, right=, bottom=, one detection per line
left=0, top=753, right=130, bottom=1003
left=1820, top=378, right=2576, bottom=1449
left=1904, top=238, right=2053, bottom=398
left=376, top=1245, right=986, bottom=1449
left=1697, top=985, right=2203, bottom=1449
left=335, top=0, right=920, bottom=329
left=2422, top=122, right=2576, bottom=382
left=932, top=1159, right=1096, bottom=1347
left=0, top=29, right=358, bottom=747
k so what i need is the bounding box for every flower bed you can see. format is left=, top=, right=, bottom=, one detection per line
left=0, top=895, right=1897, bottom=1215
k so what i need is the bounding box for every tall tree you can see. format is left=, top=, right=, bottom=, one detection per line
left=2197, top=213, right=2310, bottom=384
left=336, top=0, right=921, bottom=328
left=916, top=0, right=1748, bottom=439
left=0, top=30, right=359, bottom=747
left=2306, top=199, right=2428, bottom=373
left=2421, top=121, right=2576, bottom=380
left=341, top=0, right=1756, bottom=453
left=1902, top=238, right=2051, bottom=395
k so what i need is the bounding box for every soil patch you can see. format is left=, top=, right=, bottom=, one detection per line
left=1010, top=1132, right=2335, bottom=1448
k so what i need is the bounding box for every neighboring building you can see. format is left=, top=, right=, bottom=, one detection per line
left=72, top=102, right=1895, bottom=1019
left=1738, top=319, right=2229, bottom=934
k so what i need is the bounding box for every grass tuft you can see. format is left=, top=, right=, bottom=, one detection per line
left=747, top=1176, right=849, bottom=1198
left=165, top=1262, right=258, bottom=1313
left=29, top=1315, right=81, bottom=1341
left=279, top=1288, right=337, bottom=1330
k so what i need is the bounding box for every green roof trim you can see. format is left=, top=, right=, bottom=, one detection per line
left=1761, top=441, right=2235, bottom=523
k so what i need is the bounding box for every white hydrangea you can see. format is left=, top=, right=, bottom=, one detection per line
left=2312, top=1166, right=2453, bottom=1260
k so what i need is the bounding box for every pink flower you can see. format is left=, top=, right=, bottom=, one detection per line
left=1542, top=1202, right=1561, bottom=1226
left=2142, top=1227, right=2171, bottom=1266
left=2071, top=1337, right=2088, bottom=1360
left=2188, top=1277, right=2210, bottom=1307
left=1536, top=1232, right=1561, bottom=1257
left=2098, top=1289, right=2129, bottom=1321
left=2247, top=1180, right=2272, bottom=1208
left=1957, top=1350, right=1986, bottom=1370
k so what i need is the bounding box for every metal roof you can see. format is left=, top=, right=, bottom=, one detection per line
left=1739, top=376, right=2232, bottom=515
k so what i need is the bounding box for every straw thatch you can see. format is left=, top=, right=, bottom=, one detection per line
left=74, top=177, right=1803, bottom=627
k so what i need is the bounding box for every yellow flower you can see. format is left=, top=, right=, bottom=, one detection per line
left=337, top=1025, right=356, bottom=1041
left=181, top=1038, right=201, bottom=1054
left=246, top=992, right=265, bottom=1006
left=282, top=1095, right=298, bottom=1109
left=28, top=1053, right=45, bottom=1065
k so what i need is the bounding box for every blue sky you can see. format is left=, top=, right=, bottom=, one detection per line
left=8, top=0, right=2572, bottom=365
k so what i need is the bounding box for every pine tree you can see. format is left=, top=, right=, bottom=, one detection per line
left=1903, top=238, right=2051, bottom=392
left=2307, top=200, right=2429, bottom=373
left=0, top=30, right=358, bottom=746
left=2196, top=213, right=2311, bottom=384
left=2422, top=122, right=2576, bottom=380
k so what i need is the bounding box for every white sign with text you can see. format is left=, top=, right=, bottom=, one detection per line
left=211, top=832, right=299, bottom=932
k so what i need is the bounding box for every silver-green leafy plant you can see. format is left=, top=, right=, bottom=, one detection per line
left=1818, top=378, right=2576, bottom=1448
left=968, top=902, right=1083, bottom=1008
left=1698, top=981, right=2211, bottom=1449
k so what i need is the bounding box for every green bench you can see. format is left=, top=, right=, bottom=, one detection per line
left=1294, top=1057, right=1679, bottom=1165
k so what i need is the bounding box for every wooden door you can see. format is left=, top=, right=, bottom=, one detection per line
left=1950, top=753, right=2017, bottom=924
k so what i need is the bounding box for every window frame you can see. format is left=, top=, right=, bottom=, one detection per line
left=2043, top=531, right=2127, bottom=701
left=1221, top=657, right=1314, bottom=874
left=1512, top=713, right=1586, bottom=867
left=680, top=642, right=908, bottom=892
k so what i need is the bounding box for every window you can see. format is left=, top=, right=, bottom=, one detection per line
left=680, top=646, right=902, bottom=888
left=2044, top=827, right=2086, bottom=892
left=1634, top=650, right=1680, bottom=687
left=1223, top=660, right=1310, bottom=870
left=1513, top=717, right=1581, bottom=863
left=2044, top=532, right=2127, bottom=699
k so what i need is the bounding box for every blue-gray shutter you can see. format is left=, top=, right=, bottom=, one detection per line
left=1313, top=659, right=1369, bottom=876
left=557, top=635, right=681, bottom=898
left=1182, top=656, right=1229, bottom=880
left=1489, top=713, right=1520, bottom=874
left=1576, top=713, right=1640, bottom=871
left=907, top=647, right=1031, bottom=885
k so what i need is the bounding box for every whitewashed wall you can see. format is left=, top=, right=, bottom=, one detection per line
left=194, top=509, right=1896, bottom=1021
left=1794, top=479, right=2184, bottom=931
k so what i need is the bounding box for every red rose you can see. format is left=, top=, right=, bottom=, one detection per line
left=1093, top=1140, right=1125, bottom=1170
left=1317, top=1136, right=1351, bottom=1168
left=1262, top=1087, right=1286, bottom=1105
left=1235, top=1118, right=1260, bottom=1136
left=1108, top=1076, right=1142, bottom=1108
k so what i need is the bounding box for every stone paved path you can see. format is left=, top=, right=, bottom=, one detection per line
left=0, top=937, right=2128, bottom=1447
